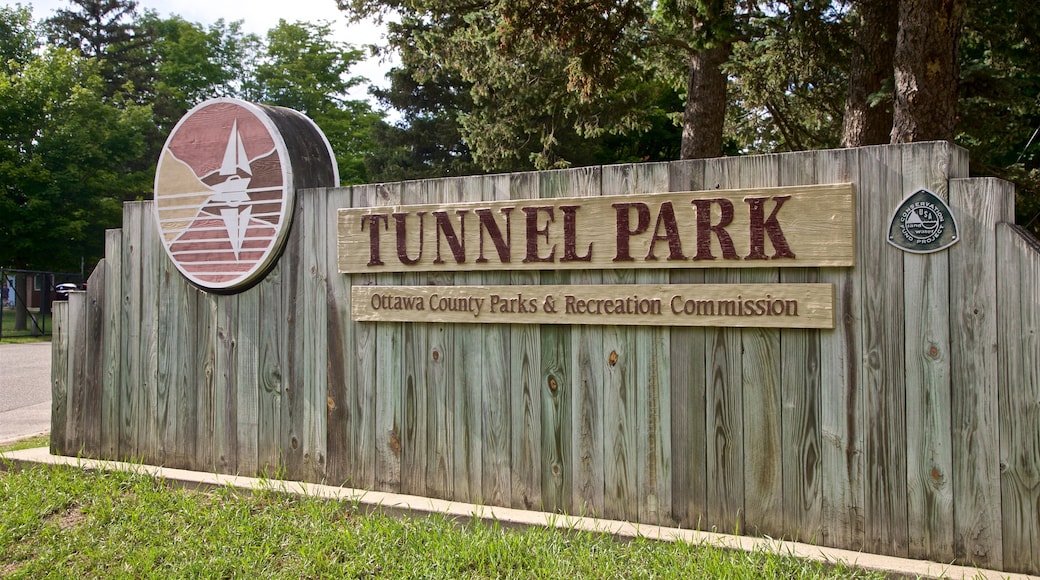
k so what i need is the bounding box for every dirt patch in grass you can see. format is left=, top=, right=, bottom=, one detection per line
left=46, top=506, right=86, bottom=531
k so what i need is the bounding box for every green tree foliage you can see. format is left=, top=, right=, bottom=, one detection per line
left=346, top=3, right=681, bottom=172
left=44, top=0, right=153, bottom=101
left=247, top=19, right=380, bottom=184
left=958, top=0, right=1040, bottom=232
left=0, top=6, right=151, bottom=270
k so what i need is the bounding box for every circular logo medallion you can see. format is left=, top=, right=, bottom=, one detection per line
left=154, top=99, right=305, bottom=292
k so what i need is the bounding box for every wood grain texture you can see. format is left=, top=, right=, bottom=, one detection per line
left=101, top=229, right=123, bottom=459
left=948, top=177, right=1012, bottom=570
left=423, top=179, right=457, bottom=502
left=539, top=168, right=573, bottom=514
left=213, top=294, right=238, bottom=474
left=120, top=202, right=144, bottom=461
left=453, top=176, right=483, bottom=503
left=300, top=188, right=329, bottom=481
left=50, top=300, right=69, bottom=455
left=737, top=154, right=785, bottom=539
left=338, top=184, right=856, bottom=274
left=138, top=202, right=162, bottom=467
left=703, top=157, right=745, bottom=534
left=859, top=145, right=908, bottom=557
left=236, top=287, right=261, bottom=476
left=82, top=262, right=106, bottom=456
left=601, top=164, right=641, bottom=523
left=481, top=174, right=513, bottom=508
left=901, top=142, right=954, bottom=562
left=325, top=186, right=355, bottom=487
left=779, top=150, right=824, bottom=543
left=194, top=291, right=218, bottom=470
left=630, top=163, right=672, bottom=526
left=350, top=185, right=379, bottom=492
left=815, top=147, right=864, bottom=550
left=509, top=171, right=542, bottom=511
left=564, top=166, right=605, bottom=518
left=996, top=223, right=1040, bottom=574
left=65, top=292, right=85, bottom=454
left=399, top=180, right=428, bottom=498
left=369, top=183, right=403, bottom=494
left=352, top=284, right=834, bottom=329
left=257, top=262, right=285, bottom=476
left=668, top=158, right=708, bottom=529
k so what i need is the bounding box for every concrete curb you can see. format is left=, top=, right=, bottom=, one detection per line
left=2, top=446, right=1035, bottom=580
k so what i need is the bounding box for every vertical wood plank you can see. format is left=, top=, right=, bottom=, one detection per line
left=600, top=164, right=639, bottom=522
left=563, top=166, right=604, bottom=517
left=399, top=180, right=428, bottom=498
left=65, top=292, right=85, bottom=454
left=326, top=186, right=355, bottom=487
left=119, top=202, right=144, bottom=461
left=738, top=154, right=784, bottom=538
left=101, top=229, right=122, bottom=459
left=82, top=262, right=106, bottom=456
left=351, top=185, right=378, bottom=491
left=301, top=189, right=329, bottom=481
left=453, top=177, right=482, bottom=503
left=257, top=262, right=285, bottom=477
left=778, top=151, right=824, bottom=542
left=138, top=202, right=161, bottom=467
left=194, top=291, right=218, bottom=470
left=162, top=270, right=198, bottom=469
left=702, top=157, right=744, bottom=534
left=539, top=168, right=573, bottom=513
left=480, top=173, right=512, bottom=508
left=371, top=183, right=403, bottom=493
left=509, top=171, right=542, bottom=510
left=50, top=300, right=69, bottom=455
left=668, top=158, right=708, bottom=529
left=859, top=145, right=908, bottom=557
left=902, top=142, right=954, bottom=561
left=949, top=177, right=1012, bottom=570
left=815, top=147, right=864, bottom=550
left=996, top=223, right=1040, bottom=575
left=236, top=287, right=260, bottom=476
left=632, top=162, right=671, bottom=526
left=213, top=295, right=239, bottom=474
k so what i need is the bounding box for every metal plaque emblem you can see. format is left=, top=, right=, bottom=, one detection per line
left=887, top=189, right=959, bottom=253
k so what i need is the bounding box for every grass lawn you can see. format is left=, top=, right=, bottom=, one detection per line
left=0, top=437, right=890, bottom=579
left=0, top=308, right=52, bottom=343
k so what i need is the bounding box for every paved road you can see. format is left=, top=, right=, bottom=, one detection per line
left=0, top=342, right=52, bottom=445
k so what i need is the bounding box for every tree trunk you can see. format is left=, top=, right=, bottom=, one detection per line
left=681, top=43, right=731, bottom=159
left=842, top=0, right=898, bottom=147
left=890, top=0, right=965, bottom=143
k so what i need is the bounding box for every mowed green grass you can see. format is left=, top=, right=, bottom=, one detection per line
left=0, top=440, right=890, bottom=579
left=0, top=308, right=51, bottom=343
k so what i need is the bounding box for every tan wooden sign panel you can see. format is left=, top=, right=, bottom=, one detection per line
left=352, top=284, right=835, bottom=328
left=338, top=183, right=854, bottom=274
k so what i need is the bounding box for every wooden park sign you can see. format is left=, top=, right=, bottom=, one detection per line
left=337, top=183, right=855, bottom=274
left=154, top=98, right=339, bottom=292
left=352, top=283, right=835, bottom=328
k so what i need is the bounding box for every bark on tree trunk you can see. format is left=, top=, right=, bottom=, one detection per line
left=842, top=0, right=898, bottom=147
left=890, top=0, right=965, bottom=143
left=681, top=43, right=731, bottom=160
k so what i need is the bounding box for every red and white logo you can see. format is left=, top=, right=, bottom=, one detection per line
left=154, top=98, right=335, bottom=291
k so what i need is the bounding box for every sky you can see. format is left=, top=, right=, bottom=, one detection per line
left=15, top=0, right=395, bottom=106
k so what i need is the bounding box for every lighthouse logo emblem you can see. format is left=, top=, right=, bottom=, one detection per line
left=153, top=98, right=335, bottom=292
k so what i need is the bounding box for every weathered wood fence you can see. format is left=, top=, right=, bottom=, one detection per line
left=52, top=142, right=1040, bottom=574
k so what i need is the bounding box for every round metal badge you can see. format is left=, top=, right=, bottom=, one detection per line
left=154, top=98, right=338, bottom=292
